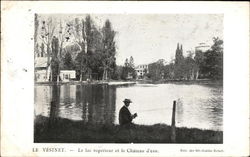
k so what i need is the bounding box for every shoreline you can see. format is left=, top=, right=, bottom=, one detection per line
left=35, top=79, right=222, bottom=86
left=35, top=81, right=137, bottom=86
left=137, top=79, right=223, bottom=86
left=34, top=116, right=223, bottom=143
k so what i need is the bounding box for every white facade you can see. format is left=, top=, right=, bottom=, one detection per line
left=60, top=70, right=76, bottom=82
left=195, top=43, right=211, bottom=52
left=35, top=57, right=50, bottom=82
left=135, top=64, right=148, bottom=78
left=35, top=70, right=47, bottom=82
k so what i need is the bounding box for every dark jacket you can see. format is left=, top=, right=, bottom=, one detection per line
left=119, top=106, right=133, bottom=125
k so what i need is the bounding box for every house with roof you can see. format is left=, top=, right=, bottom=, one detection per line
left=60, top=70, right=76, bottom=82
left=135, top=64, right=148, bottom=79
left=35, top=57, right=50, bottom=82
left=35, top=55, right=77, bottom=82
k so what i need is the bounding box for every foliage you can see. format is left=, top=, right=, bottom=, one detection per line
left=121, top=58, right=129, bottom=80
left=102, top=20, right=116, bottom=80
left=202, top=37, right=223, bottom=80
left=174, top=43, right=186, bottom=80
left=193, top=37, right=223, bottom=80
left=147, top=38, right=223, bottom=81
left=36, top=15, right=118, bottom=81
left=35, top=14, right=223, bottom=82
left=183, top=52, right=197, bottom=80
left=148, top=59, right=165, bottom=81
left=62, top=52, right=75, bottom=70
left=163, top=63, right=175, bottom=79
left=120, top=57, right=137, bottom=80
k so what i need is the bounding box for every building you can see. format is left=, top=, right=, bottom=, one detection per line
left=35, top=57, right=50, bottom=82
left=135, top=64, right=148, bottom=79
left=60, top=70, right=76, bottom=82
left=195, top=43, right=211, bottom=52
left=35, top=57, right=76, bottom=82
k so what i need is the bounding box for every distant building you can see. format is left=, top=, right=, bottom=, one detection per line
left=135, top=64, right=148, bottom=79
left=195, top=43, right=211, bottom=52
left=60, top=70, right=76, bottom=82
left=35, top=57, right=50, bottom=82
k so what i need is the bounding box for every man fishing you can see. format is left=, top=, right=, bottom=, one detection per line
left=119, top=98, right=138, bottom=126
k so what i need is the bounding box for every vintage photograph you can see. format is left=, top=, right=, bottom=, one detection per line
left=34, top=14, right=223, bottom=143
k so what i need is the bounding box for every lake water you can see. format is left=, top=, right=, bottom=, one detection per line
left=34, top=83, right=223, bottom=131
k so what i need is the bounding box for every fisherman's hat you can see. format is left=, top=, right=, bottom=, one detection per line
left=123, top=98, right=132, bottom=103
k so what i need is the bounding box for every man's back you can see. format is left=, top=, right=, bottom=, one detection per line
left=119, top=106, right=132, bottom=125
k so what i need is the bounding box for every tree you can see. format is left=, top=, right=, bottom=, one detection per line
left=203, top=37, right=223, bottom=80
left=50, top=36, right=60, bottom=82
left=114, top=65, right=123, bottom=80
left=183, top=52, right=196, bottom=80
left=40, top=17, right=56, bottom=67
left=148, top=59, right=165, bottom=81
left=164, top=63, right=175, bottom=80
left=127, top=56, right=136, bottom=79
left=34, top=14, right=39, bottom=56
left=194, top=49, right=205, bottom=79
left=174, top=43, right=185, bottom=79
left=175, top=43, right=184, bottom=65
left=40, top=43, right=45, bottom=57
left=73, top=15, right=93, bottom=81
left=129, top=56, right=135, bottom=69
left=62, top=52, right=74, bottom=70
left=121, top=58, right=129, bottom=80
left=39, top=17, right=57, bottom=81
left=102, top=19, right=116, bottom=80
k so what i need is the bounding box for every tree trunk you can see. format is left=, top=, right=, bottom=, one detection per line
left=102, top=68, right=108, bottom=80
left=47, top=44, right=51, bottom=81
left=196, top=69, right=199, bottom=80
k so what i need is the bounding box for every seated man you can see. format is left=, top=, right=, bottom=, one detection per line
left=119, top=99, right=137, bottom=126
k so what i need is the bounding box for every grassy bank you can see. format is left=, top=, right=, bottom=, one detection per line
left=34, top=116, right=222, bottom=143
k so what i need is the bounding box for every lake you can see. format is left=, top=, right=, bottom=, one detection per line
left=34, top=83, right=223, bottom=131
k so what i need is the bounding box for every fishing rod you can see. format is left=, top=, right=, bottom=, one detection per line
left=136, top=107, right=171, bottom=112
left=135, top=99, right=183, bottom=113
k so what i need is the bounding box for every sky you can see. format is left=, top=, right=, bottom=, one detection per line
left=38, top=14, right=223, bottom=65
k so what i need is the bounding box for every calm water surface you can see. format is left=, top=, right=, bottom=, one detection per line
left=34, top=83, right=223, bottom=131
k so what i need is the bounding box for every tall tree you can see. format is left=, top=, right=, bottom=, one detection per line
left=102, top=19, right=116, bottom=80
left=174, top=43, right=185, bottom=79
left=184, top=52, right=196, bottom=80
left=121, top=58, right=129, bottom=80
left=34, top=14, right=39, bottom=57
left=40, top=17, right=56, bottom=66
left=51, top=36, right=60, bottom=81
left=73, top=16, right=91, bottom=81
left=194, top=49, right=205, bottom=79
left=128, top=56, right=136, bottom=79
left=129, top=56, right=135, bottom=69
left=40, top=17, right=56, bottom=81
left=40, top=43, right=45, bottom=57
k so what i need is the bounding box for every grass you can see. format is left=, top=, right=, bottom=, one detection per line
left=34, top=116, right=223, bottom=143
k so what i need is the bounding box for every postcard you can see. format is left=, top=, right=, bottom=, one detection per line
left=1, top=1, right=249, bottom=157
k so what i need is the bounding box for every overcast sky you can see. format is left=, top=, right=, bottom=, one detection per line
left=39, top=14, right=223, bottom=65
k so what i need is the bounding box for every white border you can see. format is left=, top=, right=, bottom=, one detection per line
left=1, top=1, right=249, bottom=157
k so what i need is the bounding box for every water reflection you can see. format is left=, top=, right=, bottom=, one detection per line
left=35, top=83, right=223, bottom=131
left=35, top=84, right=116, bottom=125
left=48, top=85, right=60, bottom=128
